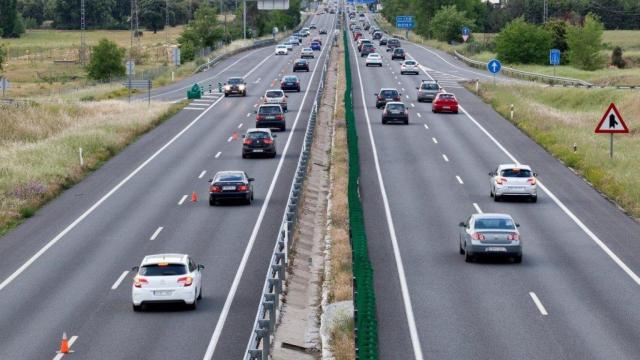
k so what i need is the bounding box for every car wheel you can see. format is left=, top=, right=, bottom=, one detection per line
left=271, top=152, right=277, bottom=158
left=197, top=286, right=203, bottom=300
left=245, top=196, right=252, bottom=205
left=513, top=255, right=523, bottom=264
left=454, top=110, right=459, bottom=114
left=531, top=196, right=537, bottom=203
left=133, top=303, right=142, bottom=312
left=404, top=119, right=408, bottom=125
left=464, top=251, right=474, bottom=263
left=490, top=189, right=494, bottom=197
left=243, top=91, right=247, bottom=97
left=432, top=109, right=436, bottom=113
left=494, top=195, right=501, bottom=202
left=242, top=153, right=247, bottom=159
left=209, top=198, right=217, bottom=206
left=281, top=125, right=286, bottom=132
left=224, top=93, right=228, bottom=97
left=366, top=64, right=369, bottom=67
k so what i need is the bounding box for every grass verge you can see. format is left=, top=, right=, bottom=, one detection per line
left=328, top=33, right=355, bottom=359
left=0, top=100, right=183, bottom=236
left=468, top=82, right=640, bottom=218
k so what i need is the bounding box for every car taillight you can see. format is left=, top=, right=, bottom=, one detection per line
left=134, top=276, right=148, bottom=288
left=394, top=96, right=400, bottom=101
left=177, top=276, right=193, bottom=287
left=237, top=184, right=249, bottom=192
left=276, top=114, right=284, bottom=121
left=263, top=138, right=273, bottom=144
left=507, top=233, right=520, bottom=241
left=496, top=177, right=507, bottom=185
left=528, top=178, right=537, bottom=185
left=383, top=110, right=387, bottom=115
left=243, top=138, right=253, bottom=145
left=256, top=115, right=264, bottom=121
left=471, top=232, right=486, bottom=241
left=211, top=185, right=222, bottom=193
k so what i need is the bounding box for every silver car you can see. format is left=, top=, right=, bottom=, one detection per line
left=489, top=164, right=538, bottom=202
left=459, top=213, right=522, bottom=263
left=301, top=48, right=314, bottom=58
left=262, top=89, right=288, bottom=111
left=416, top=80, right=441, bottom=102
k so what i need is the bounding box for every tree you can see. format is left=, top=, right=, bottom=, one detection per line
left=178, top=4, right=223, bottom=60
left=566, top=14, right=604, bottom=70
left=495, top=17, right=552, bottom=64
left=544, top=19, right=568, bottom=63
left=140, top=0, right=166, bottom=33
left=611, top=46, right=625, bottom=68
left=1, top=0, right=25, bottom=37
left=430, top=5, right=474, bottom=43
left=86, top=39, right=125, bottom=81
left=54, top=0, right=116, bottom=29
left=0, top=44, right=7, bottom=71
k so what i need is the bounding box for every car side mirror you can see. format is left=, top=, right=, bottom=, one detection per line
left=254, top=110, right=258, bottom=114
left=241, top=134, right=246, bottom=138
left=458, top=222, right=466, bottom=227
left=374, top=93, right=378, bottom=96
left=516, top=223, right=521, bottom=227
left=272, top=134, right=277, bottom=138
left=285, top=95, right=288, bottom=98
left=416, top=87, right=419, bottom=90
left=208, top=179, right=213, bottom=183
left=197, top=264, right=205, bottom=270
left=131, top=266, right=139, bottom=272
left=533, top=172, right=538, bottom=177
left=488, top=172, right=494, bottom=176
left=248, top=177, right=255, bottom=182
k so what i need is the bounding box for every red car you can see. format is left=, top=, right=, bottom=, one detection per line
left=432, top=93, right=459, bottom=114
left=354, top=32, right=363, bottom=41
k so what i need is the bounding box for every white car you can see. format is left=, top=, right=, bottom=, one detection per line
left=489, top=164, right=538, bottom=202
left=400, top=59, right=419, bottom=74
left=263, top=89, right=288, bottom=111
left=365, top=53, right=383, bottom=67
left=131, top=253, right=204, bottom=311
left=275, top=45, right=288, bottom=55
left=301, top=48, right=314, bottom=58
left=284, top=42, right=293, bottom=51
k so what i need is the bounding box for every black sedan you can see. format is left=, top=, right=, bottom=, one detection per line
left=293, top=59, right=310, bottom=72
left=208, top=171, right=254, bottom=205
left=224, top=77, right=247, bottom=96
left=391, top=48, right=406, bottom=60
left=281, top=75, right=301, bottom=92
left=242, top=128, right=277, bottom=158
left=382, top=102, right=409, bottom=125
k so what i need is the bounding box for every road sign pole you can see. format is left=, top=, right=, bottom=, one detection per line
left=610, top=133, right=613, bottom=159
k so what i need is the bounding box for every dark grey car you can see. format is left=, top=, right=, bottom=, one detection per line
left=208, top=171, right=254, bottom=206
left=459, top=213, right=522, bottom=263
left=242, top=128, right=277, bottom=158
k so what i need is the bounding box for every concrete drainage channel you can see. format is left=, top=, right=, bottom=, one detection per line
left=243, top=27, right=337, bottom=360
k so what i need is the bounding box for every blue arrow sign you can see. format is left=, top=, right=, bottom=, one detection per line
left=487, top=59, right=502, bottom=74
left=462, top=27, right=470, bottom=36
left=550, top=49, right=561, bottom=66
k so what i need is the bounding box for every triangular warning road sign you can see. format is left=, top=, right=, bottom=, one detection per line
left=595, top=103, right=629, bottom=134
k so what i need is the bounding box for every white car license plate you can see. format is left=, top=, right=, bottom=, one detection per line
left=154, top=290, right=172, bottom=296
left=443, top=106, right=450, bottom=110
left=223, top=186, right=236, bottom=191
left=253, top=149, right=264, bottom=153
left=266, top=116, right=275, bottom=120
left=485, top=247, right=507, bottom=252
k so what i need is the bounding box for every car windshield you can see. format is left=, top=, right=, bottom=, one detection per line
left=266, top=90, right=284, bottom=98
left=259, top=106, right=282, bottom=114
left=363, top=44, right=373, bottom=48
left=248, top=131, right=270, bottom=139
left=395, top=49, right=404, bottom=53
left=296, top=60, right=307, bottom=64
left=386, top=103, right=405, bottom=111
left=368, top=54, right=380, bottom=58
left=303, top=48, right=312, bottom=51
left=404, top=61, right=416, bottom=65
left=475, top=218, right=516, bottom=230
left=277, top=45, right=286, bottom=48
left=140, top=264, right=187, bottom=276
left=421, top=83, right=439, bottom=90
left=284, top=76, right=298, bottom=82
left=438, top=94, right=455, bottom=100
left=380, top=90, right=398, bottom=97
left=501, top=168, right=533, bottom=177
left=228, top=78, right=243, bottom=84
left=216, top=173, right=245, bottom=181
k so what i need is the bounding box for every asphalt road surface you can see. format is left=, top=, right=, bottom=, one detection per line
left=0, top=12, right=335, bottom=360
left=349, top=16, right=640, bottom=360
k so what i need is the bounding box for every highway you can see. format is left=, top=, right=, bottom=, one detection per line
left=348, top=17, right=640, bottom=360
left=0, top=12, right=335, bottom=360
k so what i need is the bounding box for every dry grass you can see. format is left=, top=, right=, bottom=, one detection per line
left=330, top=313, right=356, bottom=360
left=470, top=82, right=640, bottom=218
left=0, top=100, right=178, bottom=234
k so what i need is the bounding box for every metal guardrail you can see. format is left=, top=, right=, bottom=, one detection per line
left=243, top=23, right=336, bottom=360
left=452, top=50, right=593, bottom=86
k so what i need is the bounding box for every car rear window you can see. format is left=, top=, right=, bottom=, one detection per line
left=394, top=49, right=404, bottom=53
left=404, top=61, right=416, bottom=65
left=284, top=76, right=298, bottom=82
left=265, top=90, right=284, bottom=98
left=368, top=54, right=380, bottom=58
left=380, top=90, right=398, bottom=97
left=500, top=168, right=533, bottom=177
left=228, top=78, right=243, bottom=84
left=216, top=173, right=244, bottom=182
left=438, top=93, right=455, bottom=100
left=141, top=264, right=187, bottom=276
left=248, top=131, right=270, bottom=139
left=475, top=218, right=516, bottom=230
left=259, top=106, right=282, bottom=114
left=386, top=103, right=405, bottom=111
left=296, top=60, right=307, bottom=64
left=421, top=83, right=439, bottom=90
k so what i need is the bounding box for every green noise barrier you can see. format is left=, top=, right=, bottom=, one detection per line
left=343, top=28, right=379, bottom=360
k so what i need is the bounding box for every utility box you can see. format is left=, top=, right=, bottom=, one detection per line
left=187, top=83, right=202, bottom=99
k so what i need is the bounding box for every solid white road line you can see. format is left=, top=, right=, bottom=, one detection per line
left=111, top=271, right=129, bottom=290
left=215, top=151, right=222, bottom=159
left=529, top=292, right=549, bottom=316
left=52, top=335, right=78, bottom=360
left=473, top=203, right=483, bottom=214
left=442, top=154, right=449, bottom=162
left=149, top=227, right=163, bottom=241
left=348, top=27, right=425, bottom=360
left=432, top=137, right=438, bottom=144
left=198, top=170, right=207, bottom=179
left=456, top=176, right=464, bottom=184
left=184, top=107, right=205, bottom=111
left=178, top=194, right=188, bottom=205
left=458, top=105, right=640, bottom=287
left=205, top=14, right=333, bottom=360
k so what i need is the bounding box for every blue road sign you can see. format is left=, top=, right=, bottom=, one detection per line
left=487, top=59, right=502, bottom=74
left=550, top=49, right=561, bottom=66
left=462, top=27, right=470, bottom=36
left=396, top=16, right=415, bottom=29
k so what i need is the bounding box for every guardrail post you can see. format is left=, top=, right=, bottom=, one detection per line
left=268, top=278, right=282, bottom=306
left=510, top=104, right=514, bottom=120
left=248, top=349, right=262, bottom=359
left=263, top=298, right=276, bottom=332
left=255, top=321, right=270, bottom=360
left=272, top=264, right=285, bottom=282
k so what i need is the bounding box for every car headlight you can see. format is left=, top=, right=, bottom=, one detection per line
left=224, top=85, right=231, bottom=90
left=239, top=85, right=246, bottom=90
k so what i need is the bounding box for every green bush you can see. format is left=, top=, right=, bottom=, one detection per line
left=611, top=46, right=626, bottom=68
left=567, top=14, right=605, bottom=71
left=430, top=5, right=474, bottom=43
left=86, top=39, right=126, bottom=81
left=495, top=17, right=552, bottom=64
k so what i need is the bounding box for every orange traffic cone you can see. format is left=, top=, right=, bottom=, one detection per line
left=232, top=131, right=239, bottom=140
left=191, top=192, right=198, bottom=202
left=57, top=332, right=71, bottom=354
